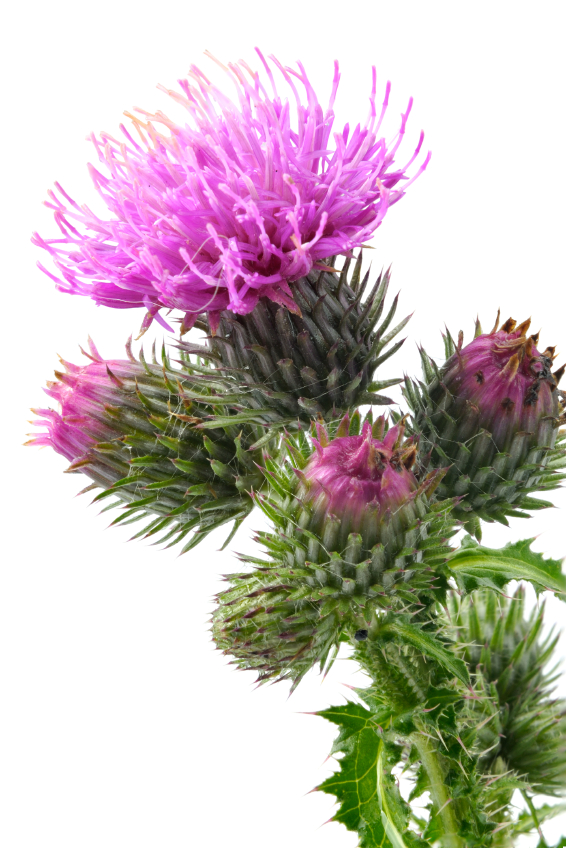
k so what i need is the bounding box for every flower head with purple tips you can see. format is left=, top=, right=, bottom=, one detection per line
left=28, top=345, right=133, bottom=467
left=301, top=418, right=419, bottom=530
left=440, top=315, right=564, bottom=452
left=34, top=50, right=429, bottom=331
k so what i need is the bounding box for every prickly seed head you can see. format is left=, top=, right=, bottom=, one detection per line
left=451, top=588, right=566, bottom=795
left=406, top=314, right=566, bottom=532
left=440, top=316, right=563, bottom=452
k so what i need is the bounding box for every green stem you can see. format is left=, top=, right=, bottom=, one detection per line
left=412, top=725, right=464, bottom=848
left=521, top=791, right=547, bottom=846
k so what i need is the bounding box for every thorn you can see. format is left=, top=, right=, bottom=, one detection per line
left=542, top=346, right=557, bottom=361
left=501, top=317, right=517, bottom=333
left=553, top=364, right=566, bottom=385
left=490, top=309, right=501, bottom=334
left=500, top=351, right=521, bottom=381
left=515, top=317, right=531, bottom=336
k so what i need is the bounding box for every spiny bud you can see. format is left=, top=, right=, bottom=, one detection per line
left=211, top=412, right=459, bottom=689
left=180, top=256, right=410, bottom=430
left=301, top=419, right=419, bottom=542
left=451, top=588, right=566, bottom=796
left=28, top=338, right=267, bottom=552
left=405, top=314, right=566, bottom=534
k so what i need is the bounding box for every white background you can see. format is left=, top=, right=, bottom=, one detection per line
left=2, top=1, right=566, bottom=845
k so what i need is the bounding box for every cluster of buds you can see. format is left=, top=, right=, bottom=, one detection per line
left=212, top=414, right=457, bottom=687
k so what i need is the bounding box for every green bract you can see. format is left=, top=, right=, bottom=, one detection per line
left=451, top=588, right=566, bottom=798
left=180, top=255, right=409, bottom=430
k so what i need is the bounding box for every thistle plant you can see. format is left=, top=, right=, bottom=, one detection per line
left=30, top=50, right=566, bottom=847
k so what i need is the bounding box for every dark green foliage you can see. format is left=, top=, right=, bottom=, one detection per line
left=317, top=700, right=429, bottom=847
left=317, top=643, right=495, bottom=847
left=180, top=254, right=409, bottom=429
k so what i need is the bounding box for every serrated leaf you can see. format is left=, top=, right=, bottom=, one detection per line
left=446, top=536, right=566, bottom=598
left=317, top=702, right=424, bottom=847
left=318, top=706, right=386, bottom=842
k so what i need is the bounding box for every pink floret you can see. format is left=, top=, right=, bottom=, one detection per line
left=303, top=421, right=418, bottom=528
left=443, top=320, right=558, bottom=452
left=33, top=50, right=429, bottom=330
left=28, top=342, right=127, bottom=464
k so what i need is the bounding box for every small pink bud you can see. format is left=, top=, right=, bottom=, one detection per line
left=301, top=420, right=418, bottom=530
left=441, top=316, right=561, bottom=451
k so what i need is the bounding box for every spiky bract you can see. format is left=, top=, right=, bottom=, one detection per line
left=212, top=412, right=459, bottom=688
left=451, top=587, right=566, bottom=797
left=404, top=315, right=566, bottom=534
left=29, top=339, right=270, bottom=551
left=181, top=256, right=409, bottom=429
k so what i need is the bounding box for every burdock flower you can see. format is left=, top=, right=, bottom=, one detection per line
left=33, top=50, right=429, bottom=332
left=405, top=314, right=566, bottom=532
left=28, top=340, right=267, bottom=551
left=212, top=414, right=457, bottom=687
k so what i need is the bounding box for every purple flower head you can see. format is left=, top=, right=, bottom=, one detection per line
left=301, top=418, right=418, bottom=530
left=33, top=50, right=429, bottom=332
left=442, top=316, right=564, bottom=452
left=28, top=341, right=129, bottom=465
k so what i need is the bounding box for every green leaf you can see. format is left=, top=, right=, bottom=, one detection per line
left=318, top=705, right=387, bottom=844
left=446, top=536, right=566, bottom=598
left=385, top=621, right=470, bottom=686
left=317, top=702, right=429, bottom=847
left=318, top=703, right=391, bottom=753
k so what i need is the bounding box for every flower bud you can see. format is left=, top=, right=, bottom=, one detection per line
left=451, top=588, right=566, bottom=796
left=302, top=418, right=418, bottom=538
left=181, top=256, right=410, bottom=429
left=212, top=413, right=458, bottom=688
left=405, top=315, right=566, bottom=532
left=28, top=339, right=266, bottom=551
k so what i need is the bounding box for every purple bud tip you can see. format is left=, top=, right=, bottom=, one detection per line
left=302, top=420, right=418, bottom=527
left=443, top=316, right=561, bottom=451
left=28, top=352, right=130, bottom=464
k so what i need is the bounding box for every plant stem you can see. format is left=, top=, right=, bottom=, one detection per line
left=521, top=791, right=547, bottom=846
left=412, top=725, right=464, bottom=848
